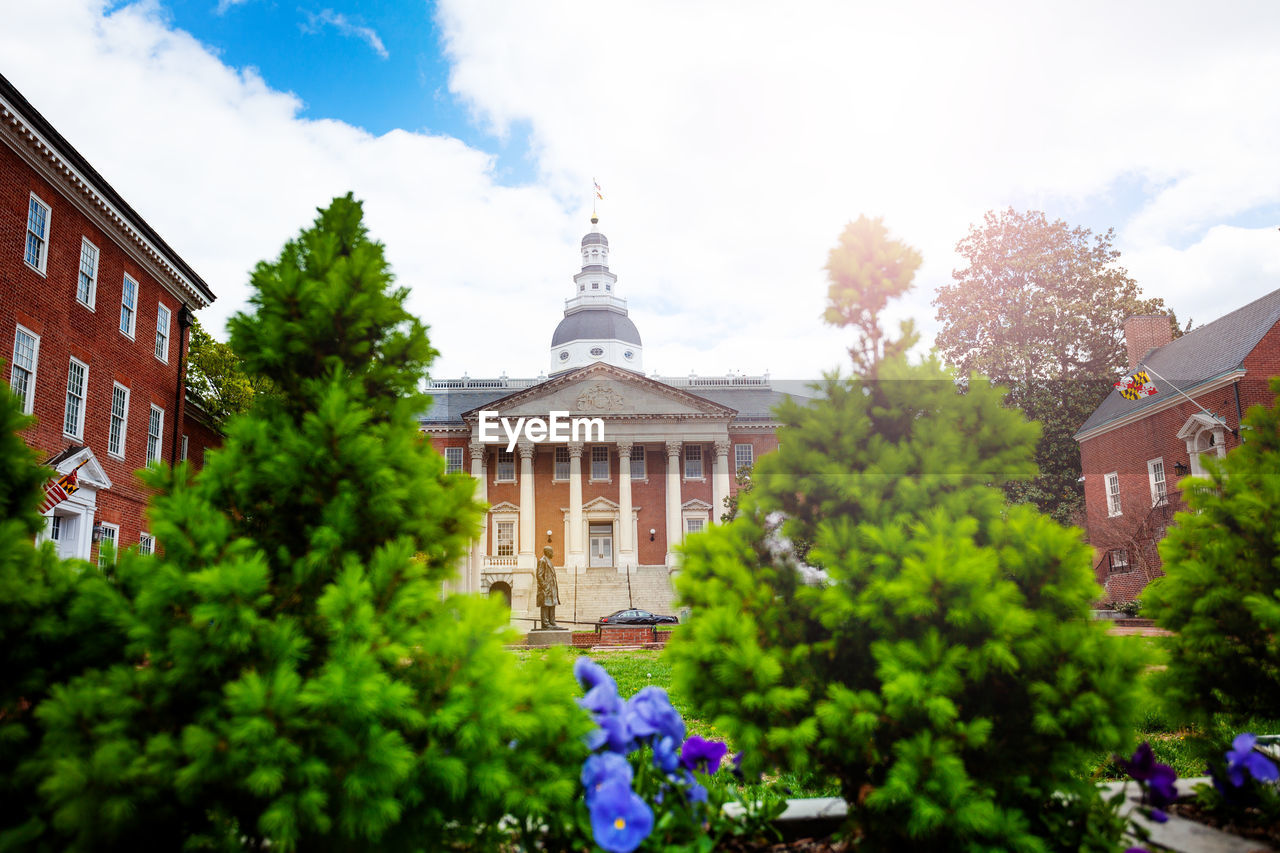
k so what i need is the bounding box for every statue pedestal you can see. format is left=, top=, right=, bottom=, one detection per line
left=527, top=628, right=572, bottom=647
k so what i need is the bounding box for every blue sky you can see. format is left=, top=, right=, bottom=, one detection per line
left=161, top=0, right=538, bottom=184
left=4, top=1, right=1279, bottom=379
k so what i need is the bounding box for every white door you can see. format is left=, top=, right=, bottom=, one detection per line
left=49, top=512, right=81, bottom=560
left=589, top=523, right=613, bottom=568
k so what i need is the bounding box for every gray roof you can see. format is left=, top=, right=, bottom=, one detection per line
left=582, top=232, right=609, bottom=247
left=551, top=309, right=642, bottom=347
left=420, top=378, right=819, bottom=426
left=1075, top=287, right=1280, bottom=437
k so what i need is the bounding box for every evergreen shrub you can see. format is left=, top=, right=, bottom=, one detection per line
left=10, top=196, right=589, bottom=851
left=1147, top=377, right=1280, bottom=722
left=668, top=219, right=1146, bottom=851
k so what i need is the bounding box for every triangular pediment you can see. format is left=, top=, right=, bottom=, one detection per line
left=44, top=445, right=112, bottom=490
left=461, top=363, right=736, bottom=421
left=682, top=499, right=713, bottom=511
left=1176, top=412, right=1227, bottom=440
left=488, top=501, right=520, bottom=513
left=582, top=496, right=620, bottom=513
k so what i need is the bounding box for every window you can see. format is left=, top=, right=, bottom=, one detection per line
left=496, top=449, right=515, bottom=481
left=155, top=303, right=171, bottom=362
left=77, top=238, right=99, bottom=307
left=1147, top=458, right=1167, bottom=506
left=97, top=524, right=119, bottom=567
left=630, top=446, right=646, bottom=480
left=147, top=404, right=164, bottom=463
left=181, top=435, right=188, bottom=461
left=139, top=533, right=155, bottom=555
left=108, top=383, right=129, bottom=458
left=1109, top=549, right=1129, bottom=570
left=444, top=446, right=464, bottom=474
left=590, top=346, right=604, bottom=357
left=25, top=193, right=50, bottom=273
left=685, top=444, right=703, bottom=479
left=10, top=325, right=39, bottom=414
left=120, top=275, right=137, bottom=337
left=496, top=521, right=515, bottom=557
left=64, top=358, right=87, bottom=438
left=734, top=443, right=754, bottom=471
left=555, top=446, right=570, bottom=479
left=51, top=514, right=65, bottom=542
left=591, top=445, right=609, bottom=480
left=1105, top=472, right=1121, bottom=517
left=559, top=350, right=570, bottom=361
left=686, top=518, right=705, bottom=536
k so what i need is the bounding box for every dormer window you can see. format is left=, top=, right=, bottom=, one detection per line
left=606, top=284, right=611, bottom=291
left=592, top=282, right=599, bottom=290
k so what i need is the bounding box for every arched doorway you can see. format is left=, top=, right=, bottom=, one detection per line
left=489, top=581, right=512, bottom=610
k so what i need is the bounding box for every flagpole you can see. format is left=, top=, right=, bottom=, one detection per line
left=1139, top=363, right=1225, bottom=424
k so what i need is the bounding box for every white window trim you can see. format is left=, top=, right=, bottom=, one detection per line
left=681, top=505, right=711, bottom=540
left=444, top=446, right=464, bottom=474
left=139, top=532, right=155, bottom=555
left=120, top=274, right=138, bottom=339
left=494, top=449, right=516, bottom=483
left=155, top=302, right=171, bottom=363
left=493, top=515, right=518, bottom=557
left=1105, top=471, right=1122, bottom=517
left=10, top=324, right=40, bottom=415
left=590, top=445, right=611, bottom=482
left=630, top=446, right=646, bottom=481
left=108, top=382, right=130, bottom=459
left=180, top=434, right=188, bottom=461
left=1147, top=458, right=1167, bottom=507
left=553, top=446, right=570, bottom=482
left=684, top=444, right=704, bottom=481
left=64, top=356, right=88, bottom=440
left=97, top=523, right=119, bottom=567
left=1109, top=548, right=1129, bottom=570
left=25, top=192, right=50, bottom=276
left=147, top=404, right=165, bottom=463
left=734, top=443, right=755, bottom=471
left=77, top=237, right=99, bottom=310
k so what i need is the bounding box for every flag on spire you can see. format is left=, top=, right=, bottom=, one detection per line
left=593, top=178, right=603, bottom=200
left=1114, top=369, right=1158, bottom=401
left=38, top=466, right=81, bottom=514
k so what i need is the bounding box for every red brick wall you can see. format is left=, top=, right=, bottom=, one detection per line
left=1, top=140, right=200, bottom=557
left=1079, top=322, right=1279, bottom=572
left=181, top=410, right=221, bottom=471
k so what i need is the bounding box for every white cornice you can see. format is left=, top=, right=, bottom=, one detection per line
left=1074, top=370, right=1245, bottom=443
left=0, top=99, right=211, bottom=309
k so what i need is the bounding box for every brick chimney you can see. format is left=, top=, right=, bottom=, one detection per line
left=1124, top=315, right=1173, bottom=370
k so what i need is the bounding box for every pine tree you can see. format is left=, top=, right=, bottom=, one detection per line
left=24, top=196, right=589, bottom=850
left=669, top=220, right=1145, bottom=851
left=1146, top=377, right=1280, bottom=722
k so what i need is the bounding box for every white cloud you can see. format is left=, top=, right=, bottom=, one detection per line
left=214, top=0, right=251, bottom=15
left=302, top=9, right=389, bottom=59
left=2, top=0, right=1278, bottom=384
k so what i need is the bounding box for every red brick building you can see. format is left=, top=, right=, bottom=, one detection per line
left=1075, top=290, right=1280, bottom=602
left=1, top=72, right=216, bottom=564
left=420, top=217, right=810, bottom=624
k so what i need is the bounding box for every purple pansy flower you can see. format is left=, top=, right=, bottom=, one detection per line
left=680, top=735, right=729, bottom=774
left=1225, top=733, right=1280, bottom=787
left=625, top=686, right=685, bottom=743
left=582, top=752, right=634, bottom=807
left=589, top=777, right=654, bottom=853
left=586, top=713, right=635, bottom=754
left=575, top=656, right=615, bottom=692
left=653, top=734, right=681, bottom=774
left=1119, top=742, right=1178, bottom=816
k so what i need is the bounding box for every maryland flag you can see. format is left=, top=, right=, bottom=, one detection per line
left=38, top=465, right=82, bottom=514
left=1115, top=369, right=1158, bottom=401
left=593, top=179, right=604, bottom=200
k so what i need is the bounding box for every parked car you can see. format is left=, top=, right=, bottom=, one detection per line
left=597, top=608, right=679, bottom=626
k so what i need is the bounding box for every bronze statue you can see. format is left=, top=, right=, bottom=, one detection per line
left=536, top=545, right=561, bottom=629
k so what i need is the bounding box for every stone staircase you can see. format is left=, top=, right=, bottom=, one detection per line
left=517, top=565, right=679, bottom=629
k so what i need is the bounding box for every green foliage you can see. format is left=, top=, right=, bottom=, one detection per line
left=932, top=209, right=1176, bottom=523
left=670, top=222, right=1145, bottom=850
left=1146, top=377, right=1280, bottom=723
left=0, top=379, right=127, bottom=851
left=19, top=195, right=590, bottom=850
left=185, top=318, right=272, bottom=426
left=822, top=215, right=922, bottom=376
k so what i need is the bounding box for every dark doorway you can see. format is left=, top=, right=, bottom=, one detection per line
left=489, top=581, right=512, bottom=610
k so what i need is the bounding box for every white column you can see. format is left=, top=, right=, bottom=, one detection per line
left=617, top=439, right=634, bottom=572
left=518, top=441, right=536, bottom=568
left=713, top=439, right=732, bottom=526
left=568, top=441, right=585, bottom=569
left=469, top=441, right=488, bottom=594
left=665, top=439, right=683, bottom=566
